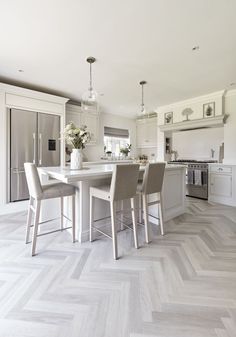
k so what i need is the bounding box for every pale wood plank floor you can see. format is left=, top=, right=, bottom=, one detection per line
left=0, top=198, right=236, bottom=337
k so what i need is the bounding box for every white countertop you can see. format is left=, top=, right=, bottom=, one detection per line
left=39, top=163, right=186, bottom=183
left=69, top=159, right=133, bottom=165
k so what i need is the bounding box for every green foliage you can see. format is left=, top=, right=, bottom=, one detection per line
left=120, top=144, right=132, bottom=156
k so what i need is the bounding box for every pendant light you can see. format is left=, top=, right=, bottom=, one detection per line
left=81, top=57, right=99, bottom=113
left=140, top=81, right=146, bottom=114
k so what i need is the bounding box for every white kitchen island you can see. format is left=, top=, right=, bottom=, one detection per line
left=39, top=163, right=186, bottom=242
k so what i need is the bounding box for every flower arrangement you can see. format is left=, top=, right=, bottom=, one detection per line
left=63, top=122, right=91, bottom=149
left=120, top=144, right=132, bottom=156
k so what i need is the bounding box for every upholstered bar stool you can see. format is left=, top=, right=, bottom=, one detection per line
left=24, top=163, right=76, bottom=256
left=137, top=162, right=166, bottom=243
left=89, top=164, right=140, bottom=260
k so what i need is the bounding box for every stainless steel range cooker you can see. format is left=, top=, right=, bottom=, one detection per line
left=168, top=160, right=217, bottom=200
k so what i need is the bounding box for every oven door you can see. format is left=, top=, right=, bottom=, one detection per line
left=186, top=167, right=208, bottom=200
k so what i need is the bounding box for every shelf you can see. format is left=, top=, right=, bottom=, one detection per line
left=159, top=114, right=228, bottom=132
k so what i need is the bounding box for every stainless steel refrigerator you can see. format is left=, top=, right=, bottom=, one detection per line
left=10, top=108, right=60, bottom=202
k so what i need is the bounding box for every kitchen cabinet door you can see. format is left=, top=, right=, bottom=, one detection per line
left=209, top=174, right=232, bottom=198
left=81, top=112, right=99, bottom=145
left=136, top=117, right=157, bottom=148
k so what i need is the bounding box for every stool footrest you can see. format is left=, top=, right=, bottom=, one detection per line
left=92, top=226, right=112, bottom=240
left=29, top=213, right=73, bottom=228
left=26, top=226, right=73, bottom=243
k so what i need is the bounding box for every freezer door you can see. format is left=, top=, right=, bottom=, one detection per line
left=10, top=109, right=37, bottom=201
left=10, top=169, right=30, bottom=201
left=38, top=113, right=60, bottom=166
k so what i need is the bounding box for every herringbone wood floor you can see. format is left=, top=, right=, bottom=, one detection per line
left=0, top=198, right=236, bottom=337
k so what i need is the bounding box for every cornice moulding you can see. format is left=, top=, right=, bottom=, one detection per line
left=225, top=89, right=236, bottom=97
left=0, top=82, right=69, bottom=104
left=156, top=90, right=225, bottom=113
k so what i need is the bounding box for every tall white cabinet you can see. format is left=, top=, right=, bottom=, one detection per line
left=136, top=116, right=157, bottom=159
left=136, top=117, right=157, bottom=148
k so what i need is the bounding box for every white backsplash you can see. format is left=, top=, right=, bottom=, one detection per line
left=136, top=148, right=157, bottom=160
left=172, top=127, right=224, bottom=161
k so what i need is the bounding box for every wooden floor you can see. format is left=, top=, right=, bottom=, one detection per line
left=0, top=198, right=236, bottom=337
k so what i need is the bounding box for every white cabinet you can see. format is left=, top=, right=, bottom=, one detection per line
left=66, top=104, right=81, bottom=126
left=208, top=165, right=236, bottom=206
left=81, top=112, right=99, bottom=144
left=209, top=174, right=232, bottom=198
left=136, top=117, right=157, bottom=148
left=66, top=104, right=99, bottom=145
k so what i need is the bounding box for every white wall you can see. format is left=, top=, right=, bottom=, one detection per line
left=172, top=127, right=224, bottom=161
left=83, top=112, right=136, bottom=161
left=157, top=91, right=224, bottom=125
left=224, top=90, right=236, bottom=164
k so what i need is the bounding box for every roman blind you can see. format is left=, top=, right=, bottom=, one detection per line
left=104, top=127, right=129, bottom=138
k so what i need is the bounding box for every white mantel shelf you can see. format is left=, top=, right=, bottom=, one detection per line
left=159, top=114, right=227, bottom=132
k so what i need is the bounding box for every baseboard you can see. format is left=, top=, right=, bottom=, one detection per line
left=0, top=200, right=28, bottom=215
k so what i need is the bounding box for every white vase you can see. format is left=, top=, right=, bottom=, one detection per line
left=70, top=149, right=83, bottom=170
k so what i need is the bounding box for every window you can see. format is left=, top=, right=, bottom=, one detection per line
left=104, top=127, right=130, bottom=157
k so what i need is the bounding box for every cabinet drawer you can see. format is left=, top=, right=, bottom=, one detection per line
left=210, top=166, right=232, bottom=173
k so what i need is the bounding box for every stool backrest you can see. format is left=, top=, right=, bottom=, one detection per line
left=24, top=163, right=43, bottom=199
left=142, top=162, right=166, bottom=195
left=110, top=164, right=140, bottom=201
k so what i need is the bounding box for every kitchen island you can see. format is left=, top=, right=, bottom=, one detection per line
left=39, top=163, right=186, bottom=242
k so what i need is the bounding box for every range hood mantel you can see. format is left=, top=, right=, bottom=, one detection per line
left=159, top=115, right=228, bottom=133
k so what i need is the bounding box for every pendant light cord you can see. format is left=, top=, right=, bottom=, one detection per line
left=141, top=83, right=144, bottom=111
left=89, top=62, right=93, bottom=91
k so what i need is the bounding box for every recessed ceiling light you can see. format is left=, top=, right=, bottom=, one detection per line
left=192, top=45, right=200, bottom=51
left=18, top=69, right=24, bottom=72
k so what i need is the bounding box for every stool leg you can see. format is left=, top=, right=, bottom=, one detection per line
left=31, top=200, right=41, bottom=256
left=60, top=197, right=64, bottom=231
left=72, top=195, right=76, bottom=242
left=142, top=194, right=151, bottom=243
left=159, top=193, right=164, bottom=235
left=89, top=194, right=94, bottom=242
left=25, top=196, right=33, bottom=244
left=110, top=201, right=118, bottom=260
left=138, top=194, right=141, bottom=224
left=131, top=198, right=138, bottom=249
left=120, top=200, right=124, bottom=231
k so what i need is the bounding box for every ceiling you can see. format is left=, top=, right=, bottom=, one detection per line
left=0, top=0, right=236, bottom=117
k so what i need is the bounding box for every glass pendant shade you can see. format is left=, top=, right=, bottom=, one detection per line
left=81, top=57, right=99, bottom=113
left=81, top=88, right=98, bottom=112
left=141, top=103, right=146, bottom=115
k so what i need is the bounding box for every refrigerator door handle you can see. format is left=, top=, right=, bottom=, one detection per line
left=39, top=133, right=42, bottom=166
left=11, top=168, right=25, bottom=174
left=33, top=133, right=36, bottom=164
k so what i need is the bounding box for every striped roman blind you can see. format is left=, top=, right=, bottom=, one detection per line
left=104, top=127, right=129, bottom=138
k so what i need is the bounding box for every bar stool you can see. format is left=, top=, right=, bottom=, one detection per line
left=89, top=164, right=140, bottom=260
left=24, top=163, right=76, bottom=256
left=137, top=162, right=166, bottom=243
